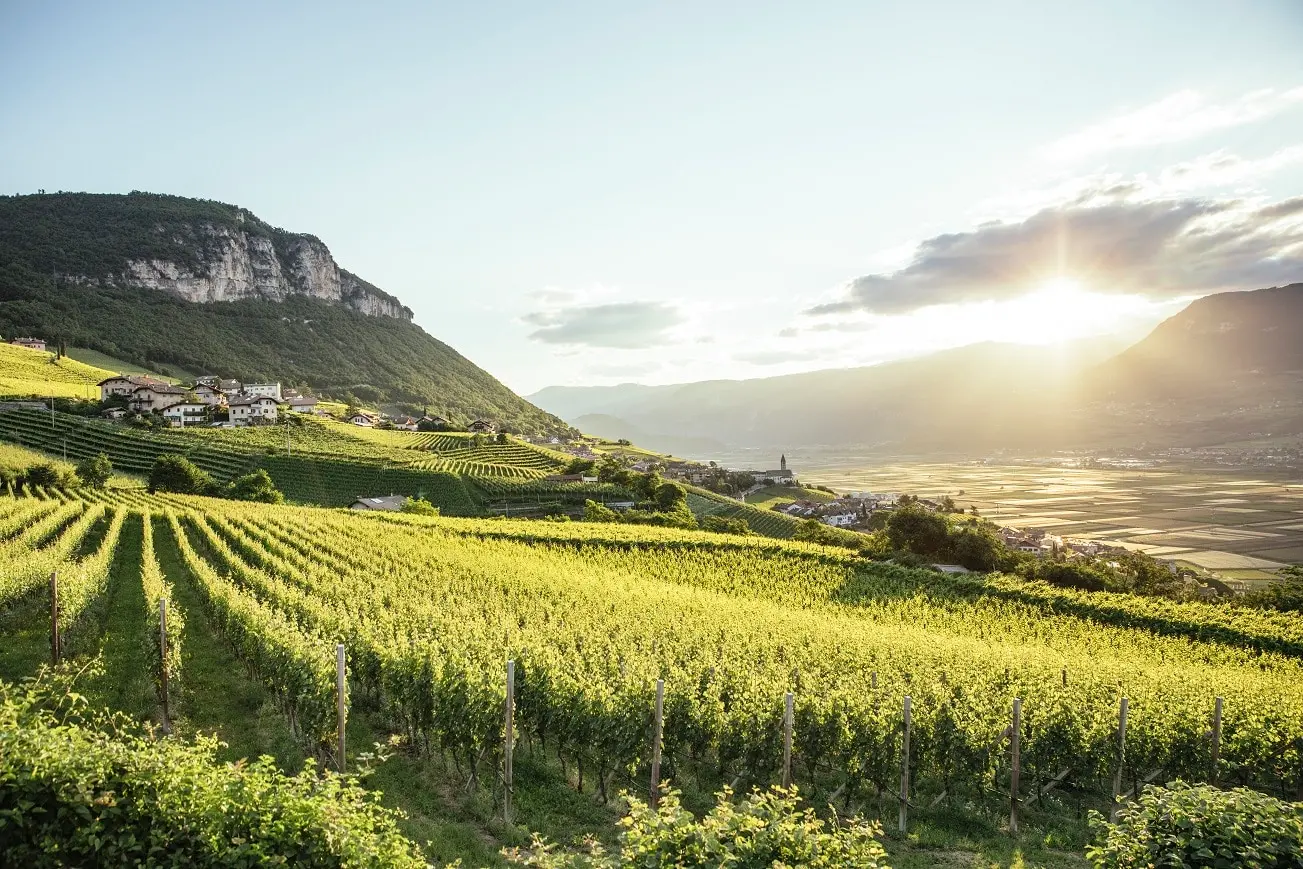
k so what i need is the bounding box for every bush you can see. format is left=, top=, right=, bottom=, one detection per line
left=75, top=452, right=113, bottom=489
left=225, top=469, right=285, bottom=503
left=0, top=669, right=426, bottom=867
left=506, top=786, right=890, bottom=868
left=701, top=515, right=751, bottom=535
left=1087, top=781, right=1303, bottom=868
left=21, top=462, right=78, bottom=490
left=401, top=496, right=440, bottom=515
left=148, top=453, right=216, bottom=495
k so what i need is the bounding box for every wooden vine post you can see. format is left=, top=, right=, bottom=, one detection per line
left=49, top=572, right=60, bottom=665
left=504, top=659, right=516, bottom=825
left=650, top=678, right=665, bottom=807
left=1111, top=696, right=1129, bottom=821
left=335, top=643, right=347, bottom=773
left=1210, top=696, right=1223, bottom=786
left=899, top=695, right=912, bottom=833
left=1009, top=697, right=1022, bottom=834
left=159, top=598, right=170, bottom=723
left=781, top=691, right=794, bottom=788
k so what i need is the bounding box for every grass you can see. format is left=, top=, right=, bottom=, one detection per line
left=64, top=347, right=184, bottom=382
left=0, top=343, right=109, bottom=400
left=744, top=484, right=837, bottom=510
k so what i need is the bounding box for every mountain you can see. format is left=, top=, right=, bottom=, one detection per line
left=531, top=285, right=1303, bottom=456
left=570, top=413, right=729, bottom=456
left=0, top=192, right=570, bottom=435
left=531, top=340, right=1125, bottom=453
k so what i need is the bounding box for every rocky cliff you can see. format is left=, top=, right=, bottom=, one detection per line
left=1, top=192, right=412, bottom=321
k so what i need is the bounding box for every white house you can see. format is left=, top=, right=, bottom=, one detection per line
left=191, top=383, right=227, bottom=407
left=228, top=395, right=279, bottom=425
left=160, top=400, right=209, bottom=427
left=468, top=419, right=496, bottom=434
left=98, top=375, right=169, bottom=402
left=350, top=495, right=408, bottom=511
left=244, top=382, right=282, bottom=401
left=349, top=412, right=378, bottom=427
left=822, top=513, right=858, bottom=527
left=419, top=415, right=449, bottom=430
left=392, top=416, right=420, bottom=431
left=288, top=396, right=318, bottom=414
left=217, top=379, right=242, bottom=396
left=129, top=384, right=191, bottom=412
left=9, top=337, right=46, bottom=351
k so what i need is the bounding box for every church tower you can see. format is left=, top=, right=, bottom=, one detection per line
left=780, top=453, right=787, bottom=471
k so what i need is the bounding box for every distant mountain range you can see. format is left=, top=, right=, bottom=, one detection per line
left=530, top=283, right=1303, bottom=455
left=0, top=192, right=570, bottom=435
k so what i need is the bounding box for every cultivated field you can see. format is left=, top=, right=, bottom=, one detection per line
left=800, top=461, right=1303, bottom=582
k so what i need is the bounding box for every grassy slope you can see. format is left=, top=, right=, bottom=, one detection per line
left=744, top=484, right=837, bottom=510
left=0, top=342, right=108, bottom=400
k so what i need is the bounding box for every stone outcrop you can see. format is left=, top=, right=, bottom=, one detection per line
left=121, top=223, right=412, bottom=321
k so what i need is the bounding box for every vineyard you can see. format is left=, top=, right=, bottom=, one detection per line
left=2, top=486, right=1301, bottom=866
left=0, top=342, right=104, bottom=400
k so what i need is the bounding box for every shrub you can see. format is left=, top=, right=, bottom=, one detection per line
left=0, top=670, right=426, bottom=867
left=148, top=453, right=216, bottom=495
left=225, top=469, right=285, bottom=503
left=701, top=515, right=751, bottom=535
left=74, top=452, right=113, bottom=489
left=506, top=786, right=890, bottom=868
left=1087, top=781, right=1303, bottom=868
left=21, top=462, right=78, bottom=490
left=401, top=496, right=440, bottom=515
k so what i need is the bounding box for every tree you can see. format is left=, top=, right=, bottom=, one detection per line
left=23, top=463, right=73, bottom=490
left=701, top=515, right=751, bottom=535
left=653, top=481, right=687, bottom=512
left=938, top=495, right=958, bottom=513
left=75, top=453, right=113, bottom=489
left=582, top=500, right=618, bottom=523
left=495, top=432, right=509, bottom=445
left=563, top=458, right=595, bottom=475
left=950, top=527, right=1003, bottom=572
left=149, top=454, right=216, bottom=495
left=885, top=505, right=950, bottom=559
left=400, top=496, right=440, bottom=515
left=225, top=469, right=284, bottom=503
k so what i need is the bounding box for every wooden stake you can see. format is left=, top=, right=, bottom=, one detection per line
left=1111, top=696, right=1128, bottom=821
left=650, top=679, right=664, bottom=807
left=1210, top=696, right=1223, bottom=786
left=504, top=659, right=515, bottom=824
left=159, top=598, right=170, bottom=724
left=1061, top=667, right=1067, bottom=688
left=781, top=691, right=794, bottom=788
left=49, top=572, right=59, bottom=665
left=1010, top=697, right=1022, bottom=834
left=335, top=643, right=347, bottom=773
left=899, top=695, right=912, bottom=833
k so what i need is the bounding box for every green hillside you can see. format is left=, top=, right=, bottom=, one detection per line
left=0, top=192, right=570, bottom=435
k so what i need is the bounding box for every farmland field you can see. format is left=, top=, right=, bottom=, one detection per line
left=792, top=459, right=1303, bottom=580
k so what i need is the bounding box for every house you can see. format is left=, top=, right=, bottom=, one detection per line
left=100, top=407, right=128, bottom=420
left=191, top=383, right=228, bottom=407
left=9, top=337, right=46, bottom=351
left=752, top=454, right=795, bottom=484
left=468, top=419, right=496, bottom=434
left=419, top=415, right=449, bottom=430
left=350, top=495, right=408, bottom=511
left=98, top=374, right=169, bottom=402
left=160, top=400, right=209, bottom=427
left=129, top=384, right=191, bottom=412
left=392, top=416, right=420, bottom=431
left=282, top=388, right=301, bottom=400
left=822, top=513, right=858, bottom=527
left=194, top=375, right=220, bottom=388
left=288, top=396, right=318, bottom=414
left=228, top=395, right=279, bottom=425
left=349, top=412, right=378, bottom=427
left=244, top=382, right=282, bottom=401
left=544, top=473, right=585, bottom=483
left=217, top=379, right=242, bottom=396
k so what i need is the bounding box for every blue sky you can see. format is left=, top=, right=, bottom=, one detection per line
left=3, top=1, right=1303, bottom=392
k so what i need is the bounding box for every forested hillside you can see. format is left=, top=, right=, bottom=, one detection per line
left=0, top=193, right=571, bottom=435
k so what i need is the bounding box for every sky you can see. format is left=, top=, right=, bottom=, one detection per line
left=3, top=1, right=1303, bottom=394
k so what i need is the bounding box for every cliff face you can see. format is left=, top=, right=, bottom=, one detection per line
left=121, top=223, right=412, bottom=320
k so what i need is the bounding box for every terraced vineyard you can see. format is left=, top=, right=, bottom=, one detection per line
left=0, top=342, right=105, bottom=400
left=4, top=487, right=1300, bottom=860
left=686, top=487, right=804, bottom=538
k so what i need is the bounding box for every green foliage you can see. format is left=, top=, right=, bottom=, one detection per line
left=701, top=514, right=752, bottom=535
left=0, top=668, right=426, bottom=867
left=583, top=499, right=619, bottom=522
left=22, top=461, right=77, bottom=490
left=0, top=192, right=573, bottom=436
left=885, top=505, right=951, bottom=558
left=74, top=451, right=113, bottom=489
left=225, top=468, right=285, bottom=503
left=653, top=481, right=687, bottom=512
left=401, top=496, right=440, bottom=515
left=1244, top=566, right=1303, bottom=613
left=149, top=453, right=216, bottom=495
left=1086, top=781, right=1303, bottom=868
left=505, top=787, right=890, bottom=868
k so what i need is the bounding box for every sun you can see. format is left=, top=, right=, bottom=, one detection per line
left=1033, top=276, right=1085, bottom=304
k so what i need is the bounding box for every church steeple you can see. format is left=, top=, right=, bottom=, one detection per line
left=780, top=453, right=787, bottom=471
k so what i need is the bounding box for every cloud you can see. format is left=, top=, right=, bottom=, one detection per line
left=733, top=348, right=825, bottom=366
left=808, top=192, right=1303, bottom=316
left=1045, top=87, right=1303, bottom=161
left=523, top=300, right=686, bottom=348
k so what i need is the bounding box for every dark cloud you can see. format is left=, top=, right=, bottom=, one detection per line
left=809, top=196, right=1303, bottom=316
left=524, top=301, right=685, bottom=349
